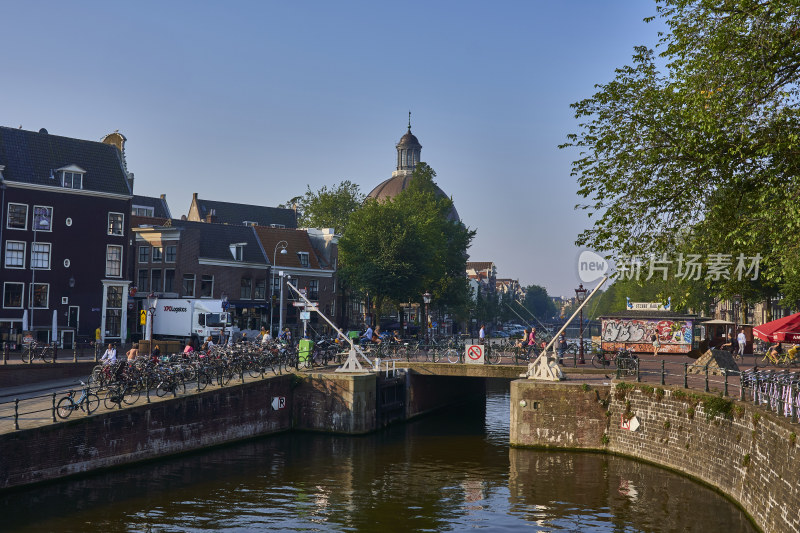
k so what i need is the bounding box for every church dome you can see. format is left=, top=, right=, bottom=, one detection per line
left=367, top=123, right=460, bottom=222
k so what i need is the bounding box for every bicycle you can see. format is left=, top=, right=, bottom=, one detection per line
left=56, top=382, right=100, bottom=418
left=592, top=348, right=634, bottom=370
left=103, top=380, right=142, bottom=409
left=21, top=341, right=53, bottom=363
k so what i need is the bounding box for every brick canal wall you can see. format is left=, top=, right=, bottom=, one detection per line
left=511, top=380, right=800, bottom=533
left=1, top=375, right=294, bottom=490
left=292, top=373, right=377, bottom=434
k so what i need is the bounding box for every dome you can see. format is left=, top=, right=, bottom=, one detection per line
left=367, top=176, right=461, bottom=223
left=397, top=129, right=421, bottom=148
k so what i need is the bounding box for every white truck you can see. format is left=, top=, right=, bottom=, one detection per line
left=151, top=299, right=238, bottom=340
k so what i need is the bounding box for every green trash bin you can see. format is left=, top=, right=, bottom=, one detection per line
left=348, top=331, right=360, bottom=341
left=299, top=339, right=314, bottom=368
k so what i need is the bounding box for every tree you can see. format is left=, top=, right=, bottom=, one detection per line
left=522, top=285, right=558, bottom=321
left=338, top=163, right=474, bottom=326
left=281, top=180, right=364, bottom=234
left=562, top=1, right=800, bottom=303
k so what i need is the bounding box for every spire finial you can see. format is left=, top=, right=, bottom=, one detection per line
left=408, top=110, right=411, bottom=131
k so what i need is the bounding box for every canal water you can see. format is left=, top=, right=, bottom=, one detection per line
left=3, top=379, right=755, bottom=532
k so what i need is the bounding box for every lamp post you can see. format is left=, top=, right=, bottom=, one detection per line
left=269, top=240, right=288, bottom=337
left=423, top=291, right=432, bottom=345
left=146, top=292, right=158, bottom=355
left=733, top=294, right=741, bottom=356
left=575, top=284, right=588, bottom=364
left=278, top=271, right=286, bottom=335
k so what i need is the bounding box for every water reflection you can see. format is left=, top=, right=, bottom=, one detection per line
left=2, top=379, right=754, bottom=532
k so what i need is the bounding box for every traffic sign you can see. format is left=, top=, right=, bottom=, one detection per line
left=271, top=396, right=286, bottom=410
left=139, top=310, right=147, bottom=326
left=465, top=344, right=484, bottom=364
left=300, top=311, right=311, bottom=320
left=620, top=414, right=640, bottom=431
left=292, top=302, right=318, bottom=308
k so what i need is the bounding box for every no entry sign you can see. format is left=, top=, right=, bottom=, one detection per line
left=465, top=344, right=484, bottom=364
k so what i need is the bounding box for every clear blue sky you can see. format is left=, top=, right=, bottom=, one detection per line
left=3, top=1, right=665, bottom=298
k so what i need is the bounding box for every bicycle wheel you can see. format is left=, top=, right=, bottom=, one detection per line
left=40, top=347, right=53, bottom=364
left=196, top=371, right=211, bottom=391
left=487, top=349, right=500, bottom=365
left=104, top=388, right=123, bottom=410
left=21, top=347, right=32, bottom=363
left=591, top=354, right=606, bottom=369
left=85, top=393, right=100, bottom=414
left=123, top=386, right=141, bottom=405
left=56, top=397, right=75, bottom=419
left=445, top=348, right=459, bottom=364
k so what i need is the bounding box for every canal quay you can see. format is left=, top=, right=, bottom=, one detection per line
left=1, top=351, right=798, bottom=532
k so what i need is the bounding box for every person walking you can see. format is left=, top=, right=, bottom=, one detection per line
left=557, top=332, right=568, bottom=365
left=479, top=324, right=485, bottom=344
left=736, top=328, right=746, bottom=361
left=651, top=332, right=660, bottom=357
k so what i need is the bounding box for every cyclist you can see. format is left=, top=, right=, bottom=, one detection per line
left=557, top=332, right=567, bottom=364
left=100, top=343, right=117, bottom=365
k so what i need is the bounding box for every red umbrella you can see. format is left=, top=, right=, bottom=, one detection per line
left=753, top=312, right=800, bottom=343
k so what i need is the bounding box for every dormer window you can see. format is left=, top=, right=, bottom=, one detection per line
left=229, top=243, right=246, bottom=261
left=57, top=165, right=86, bottom=190
left=297, top=252, right=309, bottom=267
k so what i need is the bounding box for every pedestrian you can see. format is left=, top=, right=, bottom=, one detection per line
left=558, top=332, right=568, bottom=364
left=126, top=343, right=139, bottom=362
left=526, top=327, right=537, bottom=358
left=261, top=329, right=272, bottom=344
left=259, top=326, right=267, bottom=342
left=736, top=328, right=746, bottom=361
left=151, top=344, right=161, bottom=362
left=100, top=343, right=117, bottom=365
left=479, top=324, right=485, bottom=344
left=651, top=332, right=660, bottom=357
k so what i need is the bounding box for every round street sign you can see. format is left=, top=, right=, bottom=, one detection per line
left=465, top=344, right=484, bottom=364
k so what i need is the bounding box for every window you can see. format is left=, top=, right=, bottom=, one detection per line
left=164, top=269, right=175, bottom=293
left=63, top=171, right=83, bottom=189
left=254, top=278, right=266, bottom=300
left=4, top=241, right=25, bottom=268
left=229, top=244, right=245, bottom=261
left=106, top=286, right=122, bottom=338
left=7, top=203, right=27, bottom=230
left=200, top=275, right=214, bottom=298
left=308, top=280, right=319, bottom=300
left=33, top=206, right=53, bottom=231
left=138, top=269, right=150, bottom=292
left=182, top=274, right=195, bottom=297
left=240, top=277, right=252, bottom=299
left=152, top=246, right=163, bottom=263
left=298, top=252, right=310, bottom=268
left=138, top=246, right=150, bottom=263
left=106, top=245, right=122, bottom=277
left=31, top=283, right=49, bottom=308
left=165, top=245, right=177, bottom=263
left=270, top=224, right=285, bottom=228
left=151, top=270, right=162, bottom=292
left=3, top=282, right=23, bottom=308
left=271, top=276, right=281, bottom=293
left=108, top=212, right=124, bottom=236
left=132, top=205, right=154, bottom=217
left=31, top=243, right=51, bottom=269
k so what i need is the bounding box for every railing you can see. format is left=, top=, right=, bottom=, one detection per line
left=2, top=341, right=102, bottom=364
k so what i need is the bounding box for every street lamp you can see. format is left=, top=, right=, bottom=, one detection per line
left=423, top=291, right=432, bottom=345
left=270, top=240, right=288, bottom=337
left=220, top=292, right=229, bottom=345
left=575, top=284, right=588, bottom=364
left=146, top=292, right=158, bottom=355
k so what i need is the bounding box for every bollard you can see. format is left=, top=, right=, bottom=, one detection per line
left=146, top=377, right=151, bottom=404
left=724, top=371, right=729, bottom=397
left=740, top=373, right=745, bottom=402
left=683, top=362, right=688, bottom=389
left=73, top=344, right=78, bottom=363
left=660, top=359, right=665, bottom=386
left=14, top=399, right=19, bottom=430
left=636, top=357, right=641, bottom=382
left=94, top=343, right=99, bottom=363
left=2, top=342, right=7, bottom=365
left=53, top=342, right=58, bottom=362
left=704, top=364, right=709, bottom=393
left=52, top=392, right=57, bottom=422
left=754, top=374, right=759, bottom=405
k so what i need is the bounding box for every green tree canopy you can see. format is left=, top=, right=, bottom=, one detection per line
left=522, top=285, right=558, bottom=321
left=281, top=180, right=364, bottom=234
left=562, top=0, right=800, bottom=304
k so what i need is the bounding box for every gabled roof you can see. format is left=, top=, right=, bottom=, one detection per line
left=170, top=219, right=267, bottom=264
left=0, top=126, right=131, bottom=196
left=190, top=194, right=297, bottom=228
left=132, top=194, right=172, bottom=218
left=467, top=261, right=495, bottom=272
left=253, top=227, right=325, bottom=270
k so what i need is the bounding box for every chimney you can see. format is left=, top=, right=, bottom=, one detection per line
left=205, top=208, right=217, bottom=223
left=127, top=172, right=134, bottom=192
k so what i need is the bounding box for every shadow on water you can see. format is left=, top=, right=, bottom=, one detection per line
left=2, top=378, right=755, bottom=532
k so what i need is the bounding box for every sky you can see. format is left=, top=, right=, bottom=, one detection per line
left=3, top=1, right=666, bottom=298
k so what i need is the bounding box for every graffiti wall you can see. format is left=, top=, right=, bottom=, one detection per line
left=601, top=318, right=694, bottom=354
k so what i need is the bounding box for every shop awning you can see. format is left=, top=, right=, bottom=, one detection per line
left=753, top=312, right=800, bottom=343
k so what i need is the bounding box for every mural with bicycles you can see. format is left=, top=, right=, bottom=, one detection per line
left=601, top=318, right=694, bottom=354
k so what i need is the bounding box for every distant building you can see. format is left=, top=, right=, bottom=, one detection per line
left=466, top=262, right=497, bottom=300
left=0, top=127, right=133, bottom=346
left=187, top=193, right=297, bottom=228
